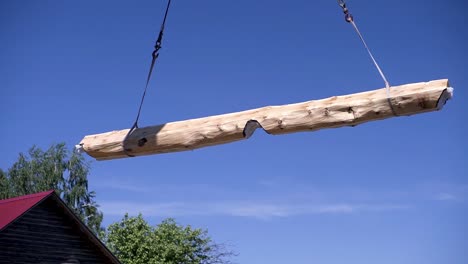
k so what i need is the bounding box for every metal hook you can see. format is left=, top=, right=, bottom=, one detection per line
left=337, top=0, right=353, bottom=23
left=337, top=0, right=346, bottom=8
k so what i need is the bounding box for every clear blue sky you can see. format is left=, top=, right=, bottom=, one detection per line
left=1, top=0, right=467, bottom=263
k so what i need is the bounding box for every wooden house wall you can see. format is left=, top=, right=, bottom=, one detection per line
left=0, top=198, right=114, bottom=264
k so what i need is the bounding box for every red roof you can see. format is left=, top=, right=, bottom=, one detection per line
left=0, top=190, right=54, bottom=230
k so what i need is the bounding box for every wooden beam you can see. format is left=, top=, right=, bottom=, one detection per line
left=79, top=79, right=453, bottom=160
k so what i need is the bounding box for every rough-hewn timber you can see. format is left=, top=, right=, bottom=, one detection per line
left=79, top=79, right=453, bottom=160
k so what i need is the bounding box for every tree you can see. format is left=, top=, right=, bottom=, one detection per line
left=106, top=214, right=235, bottom=264
left=0, top=169, right=9, bottom=200
left=1, top=143, right=104, bottom=236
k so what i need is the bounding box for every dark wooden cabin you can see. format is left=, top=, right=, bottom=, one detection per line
left=0, top=190, right=120, bottom=264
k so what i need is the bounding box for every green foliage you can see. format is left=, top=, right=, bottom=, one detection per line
left=1, top=143, right=103, bottom=236
left=106, top=214, right=234, bottom=264
left=0, top=169, right=9, bottom=200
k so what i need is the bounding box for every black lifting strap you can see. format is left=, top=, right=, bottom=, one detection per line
left=123, top=0, right=172, bottom=157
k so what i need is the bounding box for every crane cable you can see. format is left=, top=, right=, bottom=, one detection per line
left=123, top=0, right=172, bottom=157
left=121, top=0, right=394, bottom=156
left=337, top=0, right=397, bottom=115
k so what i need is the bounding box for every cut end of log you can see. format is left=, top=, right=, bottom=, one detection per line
left=79, top=79, right=453, bottom=160
left=437, top=87, right=454, bottom=110
left=75, top=143, right=84, bottom=154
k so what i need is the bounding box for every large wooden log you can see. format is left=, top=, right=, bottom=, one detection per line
left=79, top=79, right=453, bottom=160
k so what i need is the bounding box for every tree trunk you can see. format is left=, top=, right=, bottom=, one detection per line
left=79, top=79, right=453, bottom=160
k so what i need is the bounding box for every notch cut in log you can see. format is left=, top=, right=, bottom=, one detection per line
left=79, top=79, right=453, bottom=160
